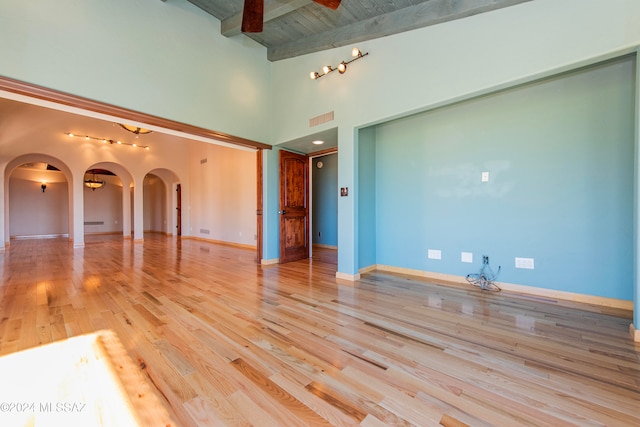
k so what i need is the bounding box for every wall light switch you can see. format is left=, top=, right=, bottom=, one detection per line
left=461, top=252, right=473, bottom=263
left=481, top=171, right=489, bottom=182
left=428, top=249, right=442, bottom=260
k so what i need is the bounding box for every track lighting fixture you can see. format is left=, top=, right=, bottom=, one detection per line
left=65, top=133, right=150, bottom=150
left=309, top=47, right=368, bottom=80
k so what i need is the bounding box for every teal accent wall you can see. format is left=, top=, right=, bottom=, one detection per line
left=634, top=48, right=640, bottom=328
left=263, top=148, right=280, bottom=261
left=312, top=153, right=338, bottom=246
left=358, top=127, right=377, bottom=268
left=361, top=56, right=636, bottom=300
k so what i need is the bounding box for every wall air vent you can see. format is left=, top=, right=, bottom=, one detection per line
left=309, top=111, right=334, bottom=127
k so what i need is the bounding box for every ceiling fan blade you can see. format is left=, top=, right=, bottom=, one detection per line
left=312, top=0, right=341, bottom=10
left=241, top=0, right=264, bottom=33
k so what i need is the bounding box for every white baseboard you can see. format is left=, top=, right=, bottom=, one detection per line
left=336, top=271, right=361, bottom=281
left=631, top=324, right=640, bottom=342
left=182, top=236, right=256, bottom=250
left=313, top=244, right=338, bottom=249
left=12, top=233, right=69, bottom=240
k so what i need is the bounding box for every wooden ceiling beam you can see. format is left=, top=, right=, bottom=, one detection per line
left=222, top=0, right=312, bottom=37
left=267, top=0, right=532, bottom=61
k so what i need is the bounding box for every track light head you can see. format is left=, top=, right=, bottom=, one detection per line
left=309, top=47, right=368, bottom=81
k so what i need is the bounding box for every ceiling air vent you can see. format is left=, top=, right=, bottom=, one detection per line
left=309, top=111, right=334, bottom=128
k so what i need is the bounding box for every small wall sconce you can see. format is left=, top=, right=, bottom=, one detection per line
left=310, top=47, right=368, bottom=80
left=41, top=182, right=47, bottom=192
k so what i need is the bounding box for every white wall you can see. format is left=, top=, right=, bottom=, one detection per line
left=9, top=178, right=69, bottom=237
left=144, top=175, right=166, bottom=233
left=189, top=141, right=257, bottom=246
left=271, top=0, right=640, bottom=143
left=83, top=175, right=124, bottom=235
left=0, top=0, right=272, bottom=143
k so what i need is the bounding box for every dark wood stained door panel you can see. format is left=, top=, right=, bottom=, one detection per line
left=279, top=150, right=309, bottom=263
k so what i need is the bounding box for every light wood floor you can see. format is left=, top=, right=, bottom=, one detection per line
left=1, top=235, right=639, bottom=426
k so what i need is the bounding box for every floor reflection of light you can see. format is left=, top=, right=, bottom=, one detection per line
left=515, top=314, right=536, bottom=331
left=0, top=331, right=146, bottom=426
left=427, top=295, right=442, bottom=309
left=83, top=276, right=102, bottom=292
left=462, top=302, right=474, bottom=316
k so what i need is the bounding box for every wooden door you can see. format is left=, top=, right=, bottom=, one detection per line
left=279, top=150, right=309, bottom=263
left=176, top=184, right=182, bottom=236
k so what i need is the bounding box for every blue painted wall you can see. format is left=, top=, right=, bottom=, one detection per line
left=361, top=56, right=635, bottom=300
left=263, top=147, right=281, bottom=261
left=312, top=153, right=338, bottom=246
left=358, top=127, right=377, bottom=268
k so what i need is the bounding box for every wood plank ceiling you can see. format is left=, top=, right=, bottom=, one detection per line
left=185, top=0, right=532, bottom=61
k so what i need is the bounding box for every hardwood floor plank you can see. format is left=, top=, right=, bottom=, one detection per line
left=232, top=357, right=333, bottom=426
left=0, top=236, right=637, bottom=426
left=184, top=396, right=233, bottom=427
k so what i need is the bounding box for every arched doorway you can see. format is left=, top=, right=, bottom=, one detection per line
left=4, top=154, right=73, bottom=246
left=83, top=162, right=134, bottom=242
left=8, top=162, right=69, bottom=240
left=143, top=169, right=182, bottom=238
left=143, top=173, right=167, bottom=236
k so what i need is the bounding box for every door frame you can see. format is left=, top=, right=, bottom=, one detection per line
left=176, top=183, right=182, bottom=236
left=256, top=149, right=263, bottom=264
left=307, top=147, right=338, bottom=259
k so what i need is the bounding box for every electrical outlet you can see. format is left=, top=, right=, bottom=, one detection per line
left=515, top=257, right=535, bottom=269
left=461, top=252, right=473, bottom=263
left=428, top=249, right=442, bottom=260
left=481, top=171, right=489, bottom=182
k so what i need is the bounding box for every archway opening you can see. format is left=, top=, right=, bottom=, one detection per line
left=143, top=173, right=167, bottom=237
left=83, top=168, right=124, bottom=242
left=8, top=162, right=69, bottom=240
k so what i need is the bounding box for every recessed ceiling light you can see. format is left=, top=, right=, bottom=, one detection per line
left=312, top=140, right=324, bottom=145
